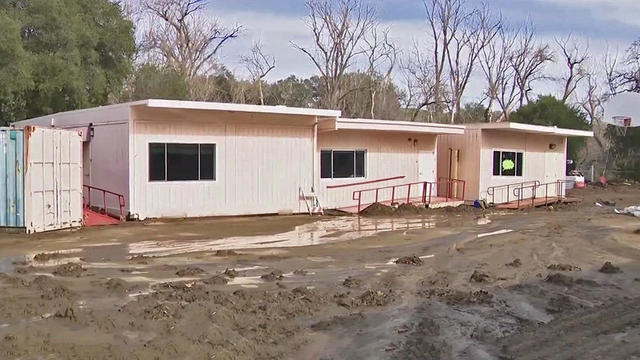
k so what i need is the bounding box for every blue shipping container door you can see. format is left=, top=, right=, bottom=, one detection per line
left=0, top=128, right=25, bottom=227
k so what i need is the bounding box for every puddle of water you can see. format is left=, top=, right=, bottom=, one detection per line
left=128, top=217, right=440, bottom=256
left=227, top=276, right=263, bottom=286
left=477, top=229, right=513, bottom=238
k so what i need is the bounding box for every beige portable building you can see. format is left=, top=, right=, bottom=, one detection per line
left=436, top=122, right=593, bottom=205
left=13, top=100, right=465, bottom=219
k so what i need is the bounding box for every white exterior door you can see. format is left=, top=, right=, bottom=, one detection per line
left=419, top=151, right=436, bottom=182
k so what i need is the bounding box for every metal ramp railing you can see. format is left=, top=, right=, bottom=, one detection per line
left=351, top=178, right=466, bottom=213
left=83, top=185, right=126, bottom=222
left=299, top=187, right=323, bottom=215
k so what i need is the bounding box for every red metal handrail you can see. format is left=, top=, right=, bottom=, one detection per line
left=326, top=175, right=406, bottom=189
left=83, top=185, right=126, bottom=221
left=352, top=179, right=466, bottom=213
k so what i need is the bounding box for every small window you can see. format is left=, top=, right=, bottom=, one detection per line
left=149, top=143, right=166, bottom=181
left=320, top=150, right=366, bottom=179
left=492, top=150, right=523, bottom=177
left=149, top=143, right=216, bottom=181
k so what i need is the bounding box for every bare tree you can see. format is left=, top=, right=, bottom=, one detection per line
left=241, top=42, right=276, bottom=105
left=510, top=23, right=553, bottom=107
left=292, top=0, right=376, bottom=110
left=604, top=49, right=622, bottom=95
left=445, top=4, right=500, bottom=123
left=141, top=0, right=241, bottom=80
left=480, top=24, right=518, bottom=122
left=555, top=35, right=589, bottom=103
left=422, top=0, right=464, bottom=118
left=363, top=29, right=397, bottom=119
left=402, top=42, right=440, bottom=121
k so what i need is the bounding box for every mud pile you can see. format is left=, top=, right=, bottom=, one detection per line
left=395, top=255, right=424, bottom=266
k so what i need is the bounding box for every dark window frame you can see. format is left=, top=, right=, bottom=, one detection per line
left=320, top=149, right=367, bottom=179
left=148, top=142, right=217, bottom=182
left=492, top=150, right=523, bottom=177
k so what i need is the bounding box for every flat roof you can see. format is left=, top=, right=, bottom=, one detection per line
left=12, top=99, right=342, bottom=127
left=324, top=118, right=465, bottom=135
left=466, top=122, right=593, bottom=137
left=140, top=99, right=342, bottom=118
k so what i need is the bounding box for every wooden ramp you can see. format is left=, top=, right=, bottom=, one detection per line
left=495, top=197, right=580, bottom=210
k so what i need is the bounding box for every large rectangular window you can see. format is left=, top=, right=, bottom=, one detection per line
left=492, top=150, right=523, bottom=177
left=149, top=143, right=216, bottom=181
left=320, top=150, right=366, bottom=179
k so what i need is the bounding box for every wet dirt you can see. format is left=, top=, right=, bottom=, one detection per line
left=547, top=263, right=582, bottom=271
left=599, top=261, right=622, bottom=274
left=1, top=184, right=640, bottom=359
left=52, top=263, right=85, bottom=277
left=395, top=255, right=424, bottom=266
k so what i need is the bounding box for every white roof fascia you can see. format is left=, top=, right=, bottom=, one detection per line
left=467, top=122, right=593, bottom=137
left=144, top=99, right=341, bottom=118
left=335, top=118, right=465, bottom=135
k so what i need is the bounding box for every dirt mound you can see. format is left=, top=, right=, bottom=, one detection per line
left=223, top=268, right=238, bottom=278
left=396, top=203, right=424, bottom=215
left=144, top=303, right=179, bottom=320
left=547, top=264, right=581, bottom=271
left=54, top=307, right=77, bottom=321
left=545, top=273, right=574, bottom=286
left=202, top=275, right=228, bottom=285
left=154, top=281, right=210, bottom=303
left=105, top=278, right=131, bottom=295
left=599, top=261, right=622, bottom=274
left=128, top=254, right=151, bottom=264
left=342, top=276, right=363, bottom=288
left=422, top=288, right=493, bottom=305
left=293, top=269, right=308, bottom=276
left=470, top=270, right=490, bottom=283
left=33, top=252, right=67, bottom=262
left=357, top=289, right=393, bottom=307
left=52, top=263, right=84, bottom=277
left=175, top=267, right=207, bottom=277
left=395, top=255, right=424, bottom=266
left=214, top=250, right=239, bottom=257
left=546, top=295, right=583, bottom=314
left=261, top=270, right=284, bottom=282
left=360, top=202, right=396, bottom=216
left=30, top=276, right=73, bottom=300
left=506, top=258, right=522, bottom=267
left=291, top=287, right=314, bottom=298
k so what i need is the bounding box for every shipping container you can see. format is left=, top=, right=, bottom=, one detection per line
left=0, top=128, right=25, bottom=227
left=0, top=127, right=83, bottom=233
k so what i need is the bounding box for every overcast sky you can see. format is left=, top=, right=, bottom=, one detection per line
left=210, top=0, right=640, bottom=103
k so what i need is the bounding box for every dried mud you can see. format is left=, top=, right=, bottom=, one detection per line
left=1, top=184, right=640, bottom=359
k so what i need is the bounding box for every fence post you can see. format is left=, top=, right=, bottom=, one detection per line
left=391, top=187, right=395, bottom=204
left=406, top=184, right=411, bottom=204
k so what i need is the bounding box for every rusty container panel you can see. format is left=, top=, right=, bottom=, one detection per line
left=0, top=128, right=25, bottom=228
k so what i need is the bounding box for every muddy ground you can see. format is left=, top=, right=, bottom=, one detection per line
left=1, top=184, right=640, bottom=359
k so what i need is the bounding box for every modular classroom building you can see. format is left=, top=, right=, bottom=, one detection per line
left=436, top=122, right=593, bottom=206
left=13, top=100, right=465, bottom=219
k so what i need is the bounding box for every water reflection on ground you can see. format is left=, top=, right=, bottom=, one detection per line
left=128, top=216, right=440, bottom=256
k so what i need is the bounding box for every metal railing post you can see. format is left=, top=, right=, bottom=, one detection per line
left=391, top=187, right=395, bottom=204
left=406, top=184, right=411, bottom=204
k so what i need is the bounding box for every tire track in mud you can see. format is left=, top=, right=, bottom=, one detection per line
left=499, top=296, right=640, bottom=360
